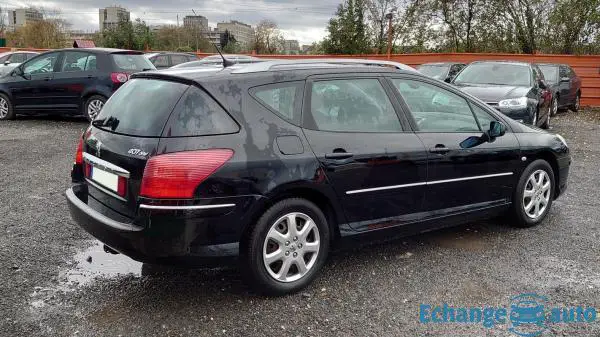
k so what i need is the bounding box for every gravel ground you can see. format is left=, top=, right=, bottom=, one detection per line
left=1, top=110, right=599, bottom=337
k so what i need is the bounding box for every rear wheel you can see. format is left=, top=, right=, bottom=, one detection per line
left=570, top=92, right=580, bottom=112
left=243, top=198, right=330, bottom=296
left=84, top=95, right=107, bottom=121
left=0, top=93, right=14, bottom=120
left=510, top=160, right=555, bottom=228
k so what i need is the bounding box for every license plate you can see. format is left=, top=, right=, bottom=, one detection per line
left=90, top=166, right=119, bottom=192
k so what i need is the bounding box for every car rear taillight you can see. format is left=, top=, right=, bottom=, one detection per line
left=74, top=137, right=84, bottom=165
left=111, top=72, right=129, bottom=84
left=140, top=149, right=234, bottom=199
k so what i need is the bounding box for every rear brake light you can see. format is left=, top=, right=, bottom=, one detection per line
left=140, top=149, right=233, bottom=199
left=74, top=137, right=84, bottom=165
left=117, top=176, right=127, bottom=197
left=111, top=72, right=129, bottom=84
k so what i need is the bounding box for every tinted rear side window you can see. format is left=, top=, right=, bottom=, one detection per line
left=251, top=81, right=303, bottom=125
left=95, top=79, right=188, bottom=136
left=111, top=54, right=156, bottom=71
left=162, top=86, right=239, bottom=137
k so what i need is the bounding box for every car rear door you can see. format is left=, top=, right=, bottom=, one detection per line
left=52, top=51, right=98, bottom=111
left=301, top=74, right=428, bottom=231
left=558, top=65, right=572, bottom=105
left=388, top=75, right=521, bottom=213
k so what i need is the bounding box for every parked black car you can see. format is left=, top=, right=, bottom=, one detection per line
left=0, top=48, right=156, bottom=121
left=417, top=62, right=466, bottom=82
left=66, top=59, right=570, bottom=295
left=452, top=61, right=552, bottom=129
left=537, top=63, right=582, bottom=116
left=145, top=52, right=198, bottom=69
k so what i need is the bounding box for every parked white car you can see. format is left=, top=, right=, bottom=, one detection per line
left=0, top=51, right=39, bottom=76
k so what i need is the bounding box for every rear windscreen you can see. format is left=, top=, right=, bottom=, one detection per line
left=94, top=79, right=188, bottom=136
left=111, top=54, right=156, bottom=71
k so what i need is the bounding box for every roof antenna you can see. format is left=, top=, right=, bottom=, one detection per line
left=214, top=42, right=235, bottom=68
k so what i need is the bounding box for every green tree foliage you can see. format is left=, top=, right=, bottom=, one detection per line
left=323, top=0, right=372, bottom=54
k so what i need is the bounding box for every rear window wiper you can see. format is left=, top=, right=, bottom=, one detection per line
left=91, top=116, right=119, bottom=130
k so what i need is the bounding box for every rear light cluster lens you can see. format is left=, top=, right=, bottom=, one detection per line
left=74, top=137, right=84, bottom=165
left=111, top=72, right=129, bottom=84
left=140, top=149, right=234, bottom=199
left=117, top=176, right=127, bottom=197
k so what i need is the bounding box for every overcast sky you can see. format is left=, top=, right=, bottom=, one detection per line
left=1, top=0, right=340, bottom=45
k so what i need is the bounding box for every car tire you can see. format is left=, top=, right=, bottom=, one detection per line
left=243, top=198, right=330, bottom=296
left=510, top=159, right=555, bottom=228
left=570, top=92, right=580, bottom=112
left=540, top=110, right=550, bottom=129
left=84, top=95, right=107, bottom=121
left=0, top=93, right=15, bottom=120
left=550, top=96, right=558, bottom=117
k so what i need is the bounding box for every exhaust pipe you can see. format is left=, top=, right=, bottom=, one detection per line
left=103, top=245, right=119, bottom=255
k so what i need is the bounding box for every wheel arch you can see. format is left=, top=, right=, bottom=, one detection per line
left=534, top=151, right=560, bottom=198
left=240, top=184, right=344, bottom=250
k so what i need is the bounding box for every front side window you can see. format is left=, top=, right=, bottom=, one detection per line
left=417, top=64, right=449, bottom=80
left=9, top=53, right=26, bottom=63
left=471, top=104, right=497, bottom=131
left=170, top=55, right=188, bottom=65
left=391, top=78, right=479, bottom=132
left=539, top=65, right=558, bottom=84
left=454, top=63, right=531, bottom=87
left=23, top=53, right=59, bottom=75
left=152, top=55, right=169, bottom=68
left=253, top=82, right=302, bottom=124
left=309, top=78, right=401, bottom=133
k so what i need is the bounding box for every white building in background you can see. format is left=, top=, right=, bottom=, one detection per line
left=7, top=8, right=43, bottom=30
left=99, top=6, right=130, bottom=31
left=217, top=20, right=254, bottom=49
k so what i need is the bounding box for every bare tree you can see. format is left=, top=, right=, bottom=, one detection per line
left=253, top=19, right=284, bottom=54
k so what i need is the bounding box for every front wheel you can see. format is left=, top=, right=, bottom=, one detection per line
left=0, top=93, right=14, bottom=120
left=550, top=96, right=558, bottom=117
left=243, top=198, right=330, bottom=296
left=510, top=160, right=555, bottom=228
left=84, top=95, right=107, bottom=121
left=571, top=92, right=580, bottom=112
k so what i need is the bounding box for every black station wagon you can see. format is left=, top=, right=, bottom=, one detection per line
left=66, top=59, right=571, bottom=295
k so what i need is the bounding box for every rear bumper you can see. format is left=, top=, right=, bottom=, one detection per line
left=66, top=184, right=263, bottom=265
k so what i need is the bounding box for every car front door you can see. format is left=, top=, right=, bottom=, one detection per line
left=388, top=76, right=521, bottom=213
left=302, top=75, right=428, bottom=231
left=10, top=52, right=61, bottom=110
left=52, top=51, right=98, bottom=111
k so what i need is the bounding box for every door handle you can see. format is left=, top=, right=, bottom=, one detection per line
left=42, top=77, right=51, bottom=81
left=430, top=145, right=450, bottom=154
left=325, top=152, right=354, bottom=160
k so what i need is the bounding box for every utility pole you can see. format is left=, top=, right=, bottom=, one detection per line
left=177, top=14, right=180, bottom=49
left=386, top=12, right=393, bottom=59
left=192, top=9, right=199, bottom=52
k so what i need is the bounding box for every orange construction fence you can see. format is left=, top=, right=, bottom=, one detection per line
left=3, top=48, right=600, bottom=106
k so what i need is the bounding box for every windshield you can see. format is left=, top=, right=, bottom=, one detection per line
left=417, top=64, right=449, bottom=79
left=111, top=54, right=156, bottom=71
left=538, top=65, right=558, bottom=84
left=94, top=79, right=188, bottom=136
left=454, top=63, right=531, bottom=86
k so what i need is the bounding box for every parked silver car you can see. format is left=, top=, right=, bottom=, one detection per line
left=0, top=51, right=39, bottom=76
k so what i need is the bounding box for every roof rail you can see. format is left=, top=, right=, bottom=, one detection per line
left=231, top=58, right=417, bottom=74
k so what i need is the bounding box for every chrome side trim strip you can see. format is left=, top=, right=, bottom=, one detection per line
left=139, top=203, right=236, bottom=210
left=85, top=178, right=127, bottom=202
left=426, top=172, right=514, bottom=185
left=346, top=182, right=427, bottom=195
left=83, top=152, right=130, bottom=178
left=346, top=172, right=513, bottom=195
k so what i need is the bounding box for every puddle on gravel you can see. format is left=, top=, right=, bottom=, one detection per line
left=29, top=241, right=142, bottom=309
left=65, top=241, right=143, bottom=286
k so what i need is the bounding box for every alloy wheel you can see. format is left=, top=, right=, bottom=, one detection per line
left=574, top=95, right=580, bottom=111
left=522, top=169, right=551, bottom=220
left=532, top=111, right=537, bottom=126
left=0, top=97, right=8, bottom=119
left=551, top=97, right=558, bottom=116
left=262, top=212, right=320, bottom=283
left=87, top=99, right=104, bottom=120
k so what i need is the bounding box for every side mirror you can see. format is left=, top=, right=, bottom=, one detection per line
left=560, top=77, right=570, bottom=83
left=538, top=79, right=547, bottom=89
left=488, top=120, right=506, bottom=138
left=3, top=60, right=9, bottom=66
left=460, top=121, right=506, bottom=149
